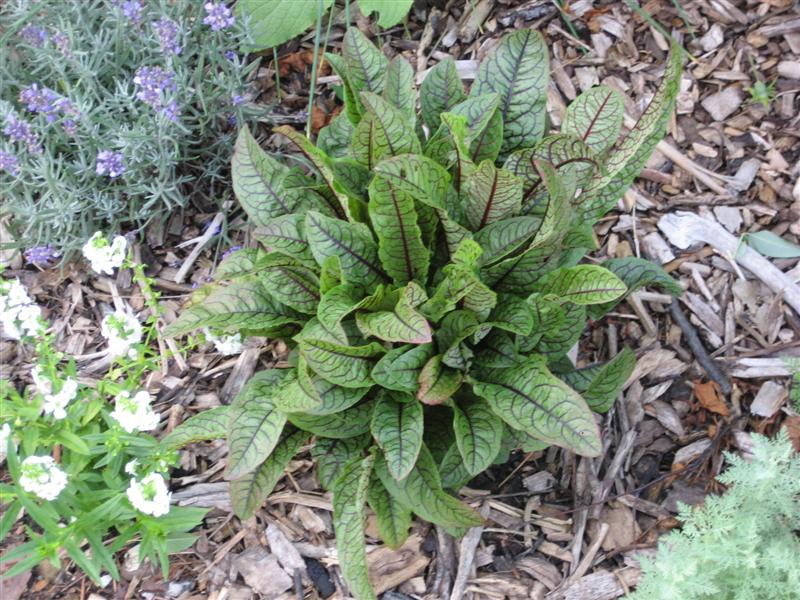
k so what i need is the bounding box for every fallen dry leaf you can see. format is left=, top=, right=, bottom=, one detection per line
left=783, top=416, right=800, bottom=452
left=694, top=380, right=730, bottom=417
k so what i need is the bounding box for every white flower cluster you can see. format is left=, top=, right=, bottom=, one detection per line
left=126, top=472, right=171, bottom=517
left=0, top=278, right=43, bottom=340
left=32, top=366, right=79, bottom=420
left=20, top=455, right=68, bottom=501
left=101, top=309, right=142, bottom=359
left=110, top=390, right=159, bottom=433
left=203, top=328, right=243, bottom=355
left=82, top=232, right=127, bottom=275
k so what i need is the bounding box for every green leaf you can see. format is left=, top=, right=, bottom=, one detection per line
left=455, top=94, right=503, bottom=164
left=438, top=443, right=474, bottom=490
left=529, top=299, right=586, bottom=358
left=383, top=56, right=416, bottom=123
left=742, top=231, right=800, bottom=258
left=261, top=264, right=320, bottom=314
left=359, top=0, right=413, bottom=27
left=300, top=338, right=384, bottom=388
left=288, top=400, right=375, bottom=438
left=236, top=0, right=334, bottom=50
left=504, top=135, right=595, bottom=216
left=471, top=356, right=602, bottom=457
left=331, top=158, right=371, bottom=202
left=305, top=211, right=386, bottom=288
left=371, top=393, right=424, bottom=480
left=420, top=57, right=467, bottom=132
left=254, top=214, right=314, bottom=266
left=474, top=330, right=520, bottom=368
left=312, top=435, right=370, bottom=489
left=325, top=52, right=363, bottom=124
left=453, top=395, right=504, bottom=475
left=473, top=216, right=542, bottom=266
left=581, top=347, right=636, bottom=413
left=588, top=257, right=682, bottom=319
left=163, top=279, right=302, bottom=337
left=463, top=161, right=523, bottom=230
left=318, top=112, right=357, bottom=158
left=487, top=295, right=534, bottom=336
left=226, top=370, right=290, bottom=479
left=232, top=126, right=323, bottom=226
left=535, top=265, right=627, bottom=305
left=282, top=358, right=372, bottom=415
left=368, top=176, right=430, bottom=284
left=417, top=355, right=463, bottom=405
left=343, top=28, right=389, bottom=95
left=274, top=126, right=351, bottom=220
left=562, top=85, right=625, bottom=154
left=580, top=43, right=683, bottom=219
left=374, top=445, right=484, bottom=532
left=161, top=406, right=230, bottom=449
left=373, top=154, right=451, bottom=209
left=230, top=429, right=309, bottom=519
left=367, top=477, right=411, bottom=549
left=471, top=29, right=549, bottom=155
left=332, top=455, right=376, bottom=600
left=214, top=248, right=272, bottom=281
left=371, top=344, right=434, bottom=393
left=356, top=283, right=432, bottom=344
left=352, top=92, right=421, bottom=168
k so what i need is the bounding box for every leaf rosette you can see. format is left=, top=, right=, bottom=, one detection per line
left=163, top=28, right=684, bottom=599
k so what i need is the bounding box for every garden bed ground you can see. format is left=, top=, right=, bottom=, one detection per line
left=2, top=0, right=800, bottom=598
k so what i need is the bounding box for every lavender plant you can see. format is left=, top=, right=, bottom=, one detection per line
left=163, top=29, right=685, bottom=598
left=0, top=0, right=258, bottom=259
left=0, top=244, right=206, bottom=585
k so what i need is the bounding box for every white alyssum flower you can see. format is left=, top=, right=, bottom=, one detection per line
left=110, top=390, right=160, bottom=433
left=0, top=423, right=11, bottom=461
left=0, top=278, right=43, bottom=340
left=19, top=455, right=68, bottom=501
left=41, top=377, right=78, bottom=420
left=124, top=459, right=139, bottom=475
left=82, top=232, right=127, bottom=275
left=100, top=309, right=142, bottom=358
left=31, top=365, right=52, bottom=395
left=126, top=472, right=171, bottom=517
left=203, top=328, right=243, bottom=355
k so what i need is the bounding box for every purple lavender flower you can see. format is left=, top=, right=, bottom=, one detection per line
left=51, top=31, right=70, bottom=56
left=118, top=0, right=145, bottom=24
left=224, top=50, right=236, bottom=61
left=62, top=119, right=78, bottom=136
left=3, top=116, right=41, bottom=153
left=0, top=152, right=20, bottom=176
left=203, top=2, right=235, bottom=31
left=96, top=150, right=125, bottom=178
left=162, top=100, right=180, bottom=122
left=152, top=17, right=182, bottom=55
left=19, top=24, right=47, bottom=47
left=231, top=94, right=244, bottom=106
left=133, top=66, right=176, bottom=109
left=19, top=84, right=60, bottom=122
left=222, top=245, right=242, bottom=259
left=25, top=245, right=60, bottom=265
left=226, top=113, right=237, bottom=127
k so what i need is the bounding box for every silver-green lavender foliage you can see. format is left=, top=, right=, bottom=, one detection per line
left=0, top=0, right=258, bottom=258
left=632, top=431, right=800, bottom=600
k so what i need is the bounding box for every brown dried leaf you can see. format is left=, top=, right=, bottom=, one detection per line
left=694, top=381, right=730, bottom=416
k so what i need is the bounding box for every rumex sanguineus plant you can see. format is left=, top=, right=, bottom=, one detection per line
left=163, top=28, right=684, bottom=598
left=0, top=0, right=256, bottom=259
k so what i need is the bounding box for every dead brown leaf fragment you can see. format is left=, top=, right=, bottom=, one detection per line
left=694, top=380, right=730, bottom=417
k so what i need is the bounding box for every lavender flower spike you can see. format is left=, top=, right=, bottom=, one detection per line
left=19, top=84, right=60, bottom=122
left=152, top=17, right=182, bottom=55
left=25, top=245, right=61, bottom=266
left=133, top=66, right=176, bottom=109
left=0, top=152, right=20, bottom=176
left=203, top=2, right=235, bottom=31
left=3, top=116, right=41, bottom=153
left=19, top=24, right=47, bottom=47
left=96, top=151, right=125, bottom=178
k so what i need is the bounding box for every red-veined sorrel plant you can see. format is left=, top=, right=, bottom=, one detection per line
left=163, top=28, right=683, bottom=598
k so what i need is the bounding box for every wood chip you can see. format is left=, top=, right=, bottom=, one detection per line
left=749, top=381, right=789, bottom=417
left=232, top=548, right=293, bottom=599
left=701, top=86, right=743, bottom=121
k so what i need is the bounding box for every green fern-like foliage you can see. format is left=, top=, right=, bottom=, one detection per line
left=163, top=28, right=683, bottom=598
left=631, top=432, right=800, bottom=600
